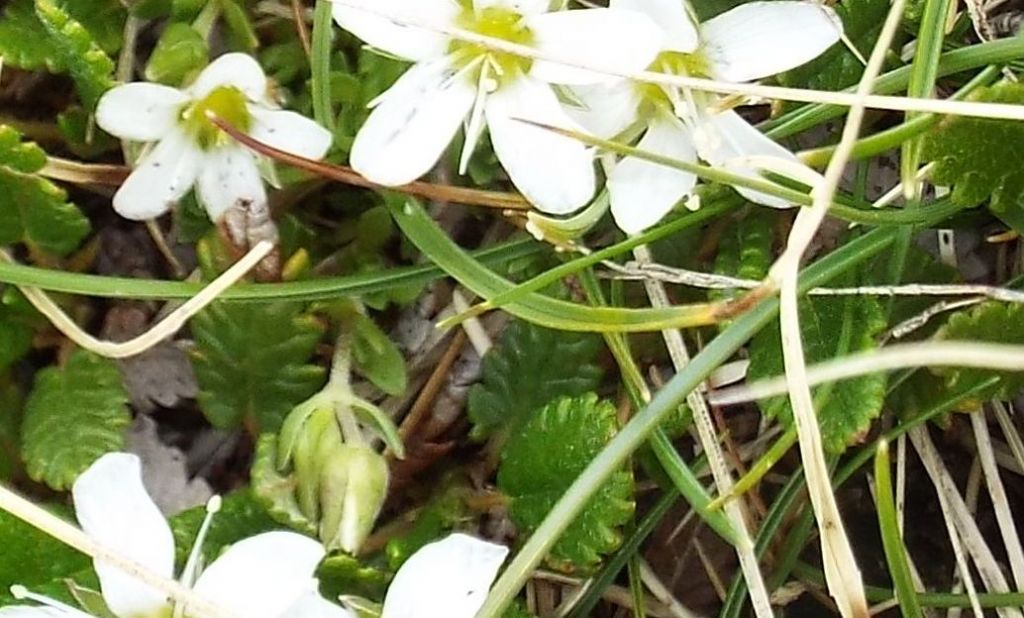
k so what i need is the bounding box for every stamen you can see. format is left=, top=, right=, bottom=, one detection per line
left=178, top=495, right=222, bottom=594
left=10, top=584, right=86, bottom=613
left=461, top=62, right=493, bottom=175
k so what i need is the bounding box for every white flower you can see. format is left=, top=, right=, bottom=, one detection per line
left=96, top=54, right=333, bottom=222
left=331, top=0, right=665, bottom=215
left=380, top=533, right=508, bottom=618
left=570, top=0, right=842, bottom=234
left=0, top=453, right=353, bottom=618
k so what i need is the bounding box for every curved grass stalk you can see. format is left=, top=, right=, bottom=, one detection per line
left=1, top=242, right=272, bottom=359
left=709, top=340, right=1024, bottom=405
left=874, top=441, right=925, bottom=618
left=331, top=0, right=1024, bottom=122
left=760, top=0, right=910, bottom=612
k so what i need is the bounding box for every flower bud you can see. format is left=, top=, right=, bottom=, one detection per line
left=319, top=444, right=389, bottom=554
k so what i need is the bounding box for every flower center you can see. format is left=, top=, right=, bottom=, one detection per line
left=181, top=86, right=252, bottom=150
left=635, top=51, right=711, bottom=120
left=450, top=6, right=535, bottom=87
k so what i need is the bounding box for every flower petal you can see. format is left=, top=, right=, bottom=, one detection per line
left=71, top=453, right=174, bottom=618
left=567, top=80, right=642, bottom=139
left=381, top=534, right=508, bottom=618
left=195, top=145, right=267, bottom=221
left=611, top=0, right=698, bottom=53
left=473, top=0, right=549, bottom=14
left=350, top=57, right=475, bottom=186
left=192, top=531, right=325, bottom=618
left=96, top=83, right=189, bottom=142
left=609, top=117, right=697, bottom=234
left=113, top=128, right=201, bottom=220
left=486, top=76, right=596, bottom=214
left=189, top=53, right=269, bottom=103
left=280, top=593, right=357, bottom=618
left=697, top=109, right=801, bottom=208
left=331, top=0, right=457, bottom=62
left=528, top=8, right=664, bottom=84
left=701, top=1, right=842, bottom=82
left=249, top=107, right=334, bottom=160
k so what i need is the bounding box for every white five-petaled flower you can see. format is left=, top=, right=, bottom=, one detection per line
left=0, top=453, right=354, bottom=618
left=379, top=533, right=509, bottom=618
left=331, top=0, right=665, bottom=215
left=96, top=53, right=333, bottom=222
left=570, top=0, right=842, bottom=234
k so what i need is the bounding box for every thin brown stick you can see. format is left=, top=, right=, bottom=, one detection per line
left=291, top=0, right=312, bottom=57
left=209, top=115, right=531, bottom=211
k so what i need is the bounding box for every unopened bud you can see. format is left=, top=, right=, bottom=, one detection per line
left=318, top=444, right=389, bottom=554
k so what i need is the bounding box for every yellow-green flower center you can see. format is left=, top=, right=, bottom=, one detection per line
left=181, top=86, right=252, bottom=150
left=635, top=51, right=711, bottom=120
left=450, top=6, right=535, bottom=87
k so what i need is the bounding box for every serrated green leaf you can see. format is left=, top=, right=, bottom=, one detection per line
left=498, top=394, right=634, bottom=572
left=0, top=0, right=63, bottom=71
left=35, top=0, right=116, bottom=110
left=710, top=209, right=774, bottom=306
left=921, top=81, right=1024, bottom=232
left=0, top=505, right=91, bottom=597
left=191, top=301, right=326, bottom=432
left=169, top=490, right=279, bottom=568
left=0, top=126, right=91, bottom=255
left=468, top=320, right=603, bottom=441
left=351, top=313, right=407, bottom=396
left=934, top=301, right=1024, bottom=402
left=144, top=22, right=209, bottom=86
left=780, top=0, right=888, bottom=93
left=748, top=294, right=888, bottom=453
left=21, top=350, right=130, bottom=490
left=62, top=0, right=125, bottom=55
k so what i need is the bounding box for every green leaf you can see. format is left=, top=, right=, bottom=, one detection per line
left=318, top=554, right=390, bottom=602
left=21, top=350, right=130, bottom=490
left=0, top=0, right=62, bottom=71
left=62, top=0, right=126, bottom=55
left=191, top=301, right=327, bottom=432
left=0, top=126, right=91, bottom=255
left=35, top=0, right=116, bottom=110
left=497, top=394, right=634, bottom=572
left=219, top=0, right=258, bottom=52
left=384, top=483, right=470, bottom=570
left=468, top=320, right=603, bottom=440
left=921, top=81, right=1024, bottom=232
left=0, top=505, right=91, bottom=598
left=709, top=208, right=774, bottom=306
left=779, top=0, right=889, bottom=93
left=934, top=301, right=1024, bottom=402
left=747, top=294, right=888, bottom=453
left=0, top=291, right=35, bottom=372
left=57, top=107, right=121, bottom=159
left=169, top=490, right=279, bottom=568
left=144, top=22, right=209, bottom=86
left=351, top=313, right=407, bottom=396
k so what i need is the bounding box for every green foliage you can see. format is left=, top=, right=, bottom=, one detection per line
left=319, top=554, right=390, bottom=602
left=468, top=320, right=603, bottom=441
left=250, top=433, right=318, bottom=535
left=170, top=490, right=279, bottom=567
left=0, top=289, right=36, bottom=373
left=0, top=505, right=91, bottom=598
left=219, top=0, right=259, bottom=52
left=21, top=351, right=130, bottom=490
left=191, top=301, right=327, bottom=432
left=498, top=394, right=634, bottom=572
left=145, top=22, right=209, bottom=86
left=351, top=313, right=407, bottom=396
left=57, top=107, right=121, bottom=159
left=748, top=294, right=888, bottom=453
left=934, top=301, right=1024, bottom=402
left=780, top=0, right=889, bottom=93
left=62, top=0, right=126, bottom=55
left=35, top=0, right=116, bottom=110
left=0, top=0, right=60, bottom=71
left=0, top=126, right=90, bottom=255
left=710, top=209, right=774, bottom=306
left=384, top=482, right=470, bottom=569
left=921, top=81, right=1024, bottom=233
